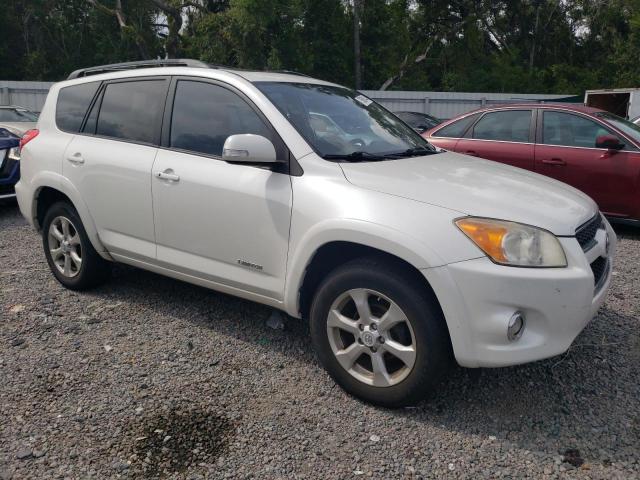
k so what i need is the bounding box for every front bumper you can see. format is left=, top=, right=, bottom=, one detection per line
left=423, top=220, right=616, bottom=368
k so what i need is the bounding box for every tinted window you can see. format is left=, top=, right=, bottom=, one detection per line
left=472, top=110, right=531, bottom=142
left=543, top=111, right=611, bottom=148
left=56, top=82, right=100, bottom=132
left=433, top=113, right=479, bottom=138
left=96, top=80, right=166, bottom=144
left=396, top=112, right=439, bottom=130
left=170, top=81, right=272, bottom=157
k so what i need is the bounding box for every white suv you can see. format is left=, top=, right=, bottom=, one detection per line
left=16, top=60, right=616, bottom=406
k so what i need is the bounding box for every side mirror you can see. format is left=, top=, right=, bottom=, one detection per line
left=595, top=134, right=624, bottom=151
left=222, top=134, right=278, bottom=163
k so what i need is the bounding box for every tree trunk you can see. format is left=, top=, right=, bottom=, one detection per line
left=529, top=1, right=541, bottom=73
left=353, top=0, right=362, bottom=89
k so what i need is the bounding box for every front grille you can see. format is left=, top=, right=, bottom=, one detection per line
left=590, top=256, right=608, bottom=291
left=575, top=214, right=602, bottom=251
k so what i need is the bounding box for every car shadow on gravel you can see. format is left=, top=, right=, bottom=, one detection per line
left=406, top=305, right=639, bottom=466
left=96, top=262, right=639, bottom=468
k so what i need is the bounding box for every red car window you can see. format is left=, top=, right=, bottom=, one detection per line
left=542, top=111, right=610, bottom=148
left=472, top=110, right=532, bottom=142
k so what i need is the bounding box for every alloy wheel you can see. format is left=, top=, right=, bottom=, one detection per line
left=48, top=216, right=82, bottom=278
left=326, top=288, right=416, bottom=387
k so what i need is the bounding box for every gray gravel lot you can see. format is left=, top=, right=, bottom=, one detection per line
left=1, top=203, right=639, bottom=479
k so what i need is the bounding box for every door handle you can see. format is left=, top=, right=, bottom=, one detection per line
left=542, top=158, right=566, bottom=166
left=155, top=170, right=180, bottom=182
left=66, top=153, right=85, bottom=165
left=465, top=150, right=479, bottom=157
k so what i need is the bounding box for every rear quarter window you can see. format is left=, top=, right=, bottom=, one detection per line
left=55, top=82, right=101, bottom=133
left=433, top=113, right=480, bottom=138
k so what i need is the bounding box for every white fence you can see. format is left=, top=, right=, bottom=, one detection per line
left=0, top=81, right=54, bottom=113
left=0, top=80, right=572, bottom=119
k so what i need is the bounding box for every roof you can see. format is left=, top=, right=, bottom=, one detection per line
left=65, top=59, right=336, bottom=86
left=454, top=102, right=602, bottom=117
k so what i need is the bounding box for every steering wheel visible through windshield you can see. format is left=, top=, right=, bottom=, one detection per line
left=255, top=82, right=437, bottom=161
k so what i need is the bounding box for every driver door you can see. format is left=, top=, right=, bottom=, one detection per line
left=151, top=78, right=293, bottom=300
left=535, top=110, right=638, bottom=218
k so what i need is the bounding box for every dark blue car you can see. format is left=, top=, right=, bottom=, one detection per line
left=0, top=128, right=20, bottom=201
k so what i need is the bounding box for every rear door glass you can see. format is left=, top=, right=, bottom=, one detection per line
left=96, top=79, right=167, bottom=144
left=472, top=110, right=532, bottom=142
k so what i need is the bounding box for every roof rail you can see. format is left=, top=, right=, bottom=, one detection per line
left=274, top=70, right=312, bottom=78
left=67, top=59, right=211, bottom=80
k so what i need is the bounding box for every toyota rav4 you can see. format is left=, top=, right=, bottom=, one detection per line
left=16, top=60, right=616, bottom=406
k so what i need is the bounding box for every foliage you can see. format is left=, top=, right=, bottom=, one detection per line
left=2, top=0, right=640, bottom=94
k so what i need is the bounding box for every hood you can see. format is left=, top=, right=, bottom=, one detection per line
left=0, top=122, right=36, bottom=136
left=339, top=151, right=597, bottom=236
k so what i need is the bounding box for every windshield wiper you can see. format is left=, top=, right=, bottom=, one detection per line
left=385, top=147, right=438, bottom=158
left=322, top=151, right=388, bottom=162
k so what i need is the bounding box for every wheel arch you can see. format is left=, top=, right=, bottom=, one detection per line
left=31, top=176, right=111, bottom=259
left=294, top=240, right=446, bottom=323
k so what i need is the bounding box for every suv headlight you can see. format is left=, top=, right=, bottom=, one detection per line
left=455, top=217, right=567, bottom=267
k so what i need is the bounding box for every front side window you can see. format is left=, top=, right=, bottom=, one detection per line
left=96, top=80, right=166, bottom=144
left=595, top=111, right=640, bottom=146
left=256, top=82, right=436, bottom=160
left=170, top=80, right=271, bottom=157
left=56, top=82, right=100, bottom=132
left=542, top=111, right=611, bottom=148
left=432, top=113, right=480, bottom=138
left=472, top=110, right=532, bottom=142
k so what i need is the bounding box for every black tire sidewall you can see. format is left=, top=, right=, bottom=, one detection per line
left=310, top=260, right=450, bottom=407
left=42, top=201, right=108, bottom=290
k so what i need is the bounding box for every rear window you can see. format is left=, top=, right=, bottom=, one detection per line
left=96, top=80, right=166, bottom=144
left=472, top=110, right=532, bottom=142
left=56, top=82, right=100, bottom=133
left=433, top=113, right=479, bottom=138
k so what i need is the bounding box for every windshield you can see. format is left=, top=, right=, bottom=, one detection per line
left=255, top=82, right=437, bottom=160
left=596, top=111, right=640, bottom=144
left=0, top=108, right=38, bottom=122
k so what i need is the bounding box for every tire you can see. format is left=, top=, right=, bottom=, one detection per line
left=310, top=257, right=451, bottom=407
left=42, top=201, right=110, bottom=290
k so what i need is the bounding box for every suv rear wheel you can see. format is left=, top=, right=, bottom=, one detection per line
left=310, top=258, right=451, bottom=407
left=42, top=201, right=110, bottom=290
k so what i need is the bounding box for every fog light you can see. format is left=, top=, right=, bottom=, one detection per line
left=507, top=312, right=525, bottom=341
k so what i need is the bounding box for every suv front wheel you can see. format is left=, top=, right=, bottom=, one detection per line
left=42, top=201, right=110, bottom=290
left=310, top=258, right=451, bottom=407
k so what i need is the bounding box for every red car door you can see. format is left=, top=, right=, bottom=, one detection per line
left=535, top=109, right=640, bottom=219
left=453, top=109, right=535, bottom=170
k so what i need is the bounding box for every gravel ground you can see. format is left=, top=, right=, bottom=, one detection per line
left=1, top=203, right=639, bottom=479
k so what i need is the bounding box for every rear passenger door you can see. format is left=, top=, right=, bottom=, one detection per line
left=62, top=77, right=169, bottom=261
left=454, top=109, right=535, bottom=170
left=151, top=78, right=292, bottom=300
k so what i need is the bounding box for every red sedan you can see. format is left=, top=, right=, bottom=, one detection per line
left=423, top=104, right=640, bottom=224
